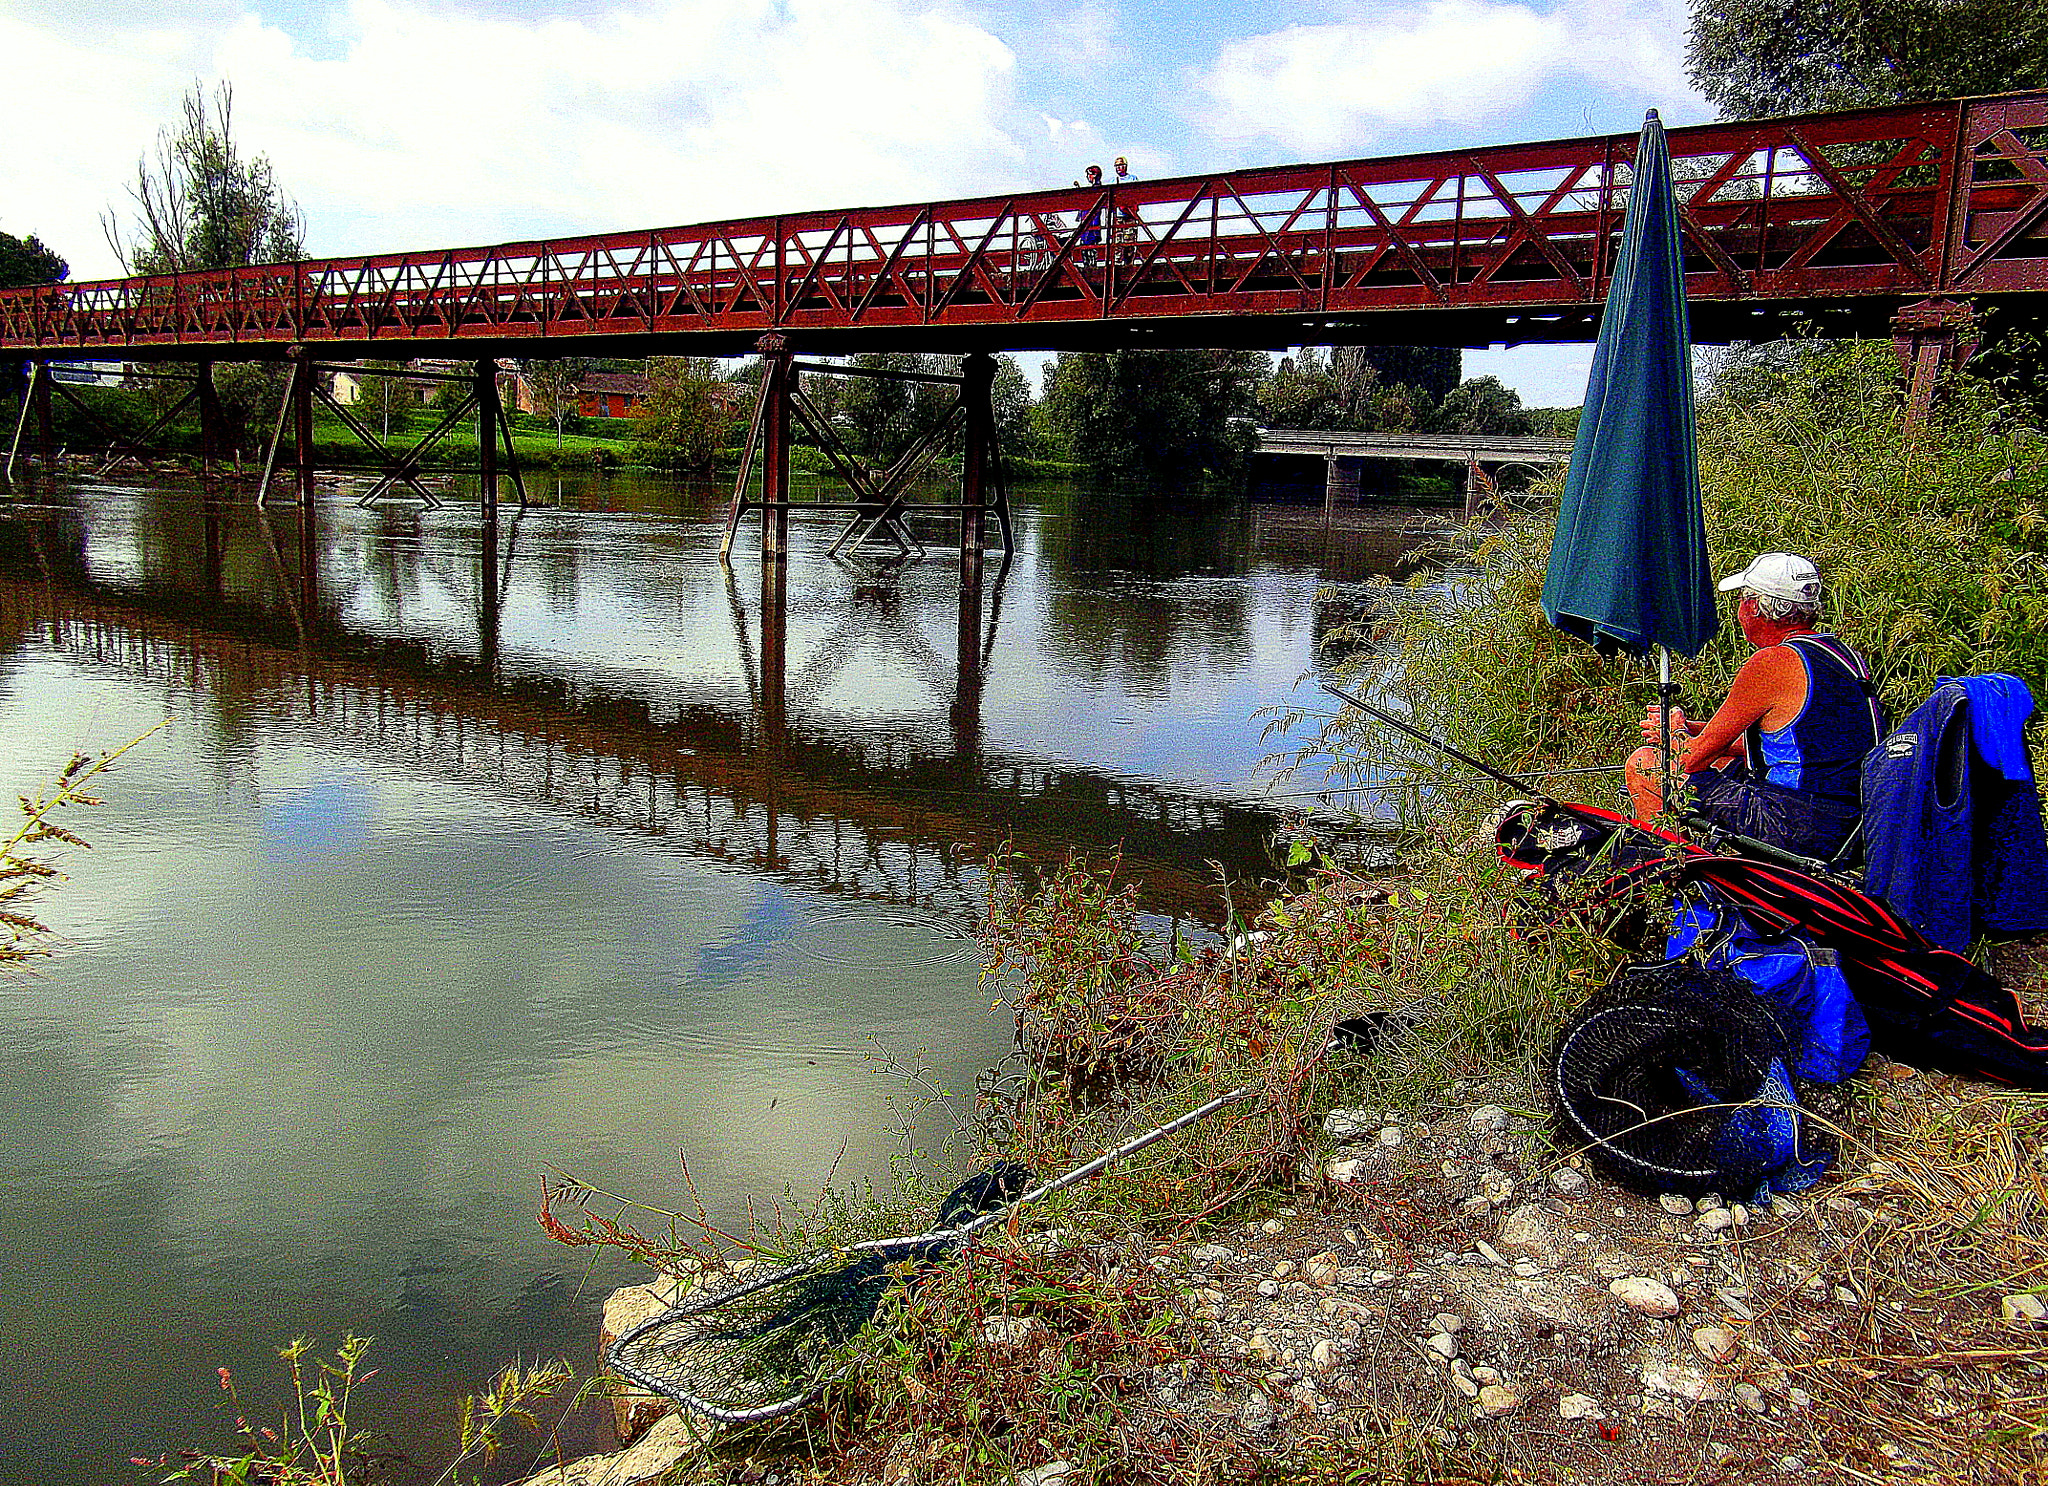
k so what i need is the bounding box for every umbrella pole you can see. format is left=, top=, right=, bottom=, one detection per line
left=1657, top=645, right=1677, bottom=816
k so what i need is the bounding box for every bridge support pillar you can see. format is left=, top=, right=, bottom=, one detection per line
left=1893, top=299, right=1981, bottom=431
left=1323, top=455, right=1360, bottom=518
left=196, top=360, right=227, bottom=475
left=959, top=351, right=995, bottom=587
left=760, top=338, right=793, bottom=562
left=292, top=350, right=317, bottom=508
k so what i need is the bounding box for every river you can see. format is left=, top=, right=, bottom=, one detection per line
left=0, top=468, right=1438, bottom=1482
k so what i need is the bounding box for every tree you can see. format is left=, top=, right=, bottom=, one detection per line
left=991, top=354, right=1038, bottom=459
left=1340, top=345, right=1461, bottom=409
left=104, top=81, right=306, bottom=275
left=523, top=359, right=590, bottom=447
left=1258, top=349, right=1348, bottom=429
left=1039, top=349, right=1268, bottom=490
left=837, top=352, right=955, bottom=465
left=633, top=357, right=741, bottom=472
left=1432, top=375, right=1536, bottom=435
left=1687, top=0, right=2048, bottom=119
left=0, top=231, right=66, bottom=290
left=0, top=231, right=67, bottom=411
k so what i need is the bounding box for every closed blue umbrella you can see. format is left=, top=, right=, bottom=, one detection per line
left=1541, top=109, right=1717, bottom=803
left=1542, top=108, right=1717, bottom=661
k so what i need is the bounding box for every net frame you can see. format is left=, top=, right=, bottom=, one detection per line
left=606, top=1085, right=1254, bottom=1423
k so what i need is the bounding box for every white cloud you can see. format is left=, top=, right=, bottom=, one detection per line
left=4, top=0, right=1023, bottom=281
left=1190, top=0, right=1697, bottom=155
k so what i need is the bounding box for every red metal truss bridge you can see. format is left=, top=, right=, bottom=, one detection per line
left=4, top=91, right=2047, bottom=364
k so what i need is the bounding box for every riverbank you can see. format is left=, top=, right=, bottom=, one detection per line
left=561, top=865, right=2048, bottom=1486
left=536, top=341, right=2048, bottom=1484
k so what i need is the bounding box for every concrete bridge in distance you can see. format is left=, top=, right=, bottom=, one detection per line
left=1254, top=429, right=1575, bottom=519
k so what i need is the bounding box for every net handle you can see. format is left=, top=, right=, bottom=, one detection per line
left=947, top=1083, right=1256, bottom=1242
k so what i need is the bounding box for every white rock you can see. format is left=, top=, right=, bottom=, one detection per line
left=510, top=1414, right=700, bottom=1486
left=1326, top=1158, right=1365, bottom=1184
left=1695, top=1208, right=1737, bottom=1234
left=1189, top=1243, right=1234, bottom=1267
left=1658, top=1193, right=1693, bottom=1215
left=1550, top=1168, right=1586, bottom=1195
left=1015, top=1457, right=1081, bottom=1481
left=1427, top=1332, right=1460, bottom=1359
left=2003, top=1293, right=2048, bottom=1324
left=1448, top=1363, right=1480, bottom=1398
left=1323, top=1109, right=1376, bottom=1141
left=1609, top=1277, right=1681, bottom=1317
left=1834, top=1285, right=1862, bottom=1307
left=1310, top=1339, right=1337, bottom=1370
left=1379, top=1126, right=1403, bottom=1148
left=1476, top=1240, right=1508, bottom=1267
left=1271, top=1260, right=1296, bottom=1280
left=1432, top=1312, right=1463, bottom=1334
left=1261, top=1218, right=1286, bottom=1236
left=1257, top=1279, right=1280, bottom=1298
left=1559, top=1392, right=1606, bottom=1420
left=1238, top=1393, right=1276, bottom=1432
left=1734, top=1382, right=1768, bottom=1414
left=1475, top=1383, right=1522, bottom=1417
left=1470, top=1105, right=1509, bottom=1133
left=1691, top=1325, right=1740, bottom=1362
left=981, top=1315, right=1042, bottom=1348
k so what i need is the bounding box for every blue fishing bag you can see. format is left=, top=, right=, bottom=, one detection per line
left=1666, top=895, right=1871, bottom=1084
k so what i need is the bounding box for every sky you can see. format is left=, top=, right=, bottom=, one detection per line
left=1, top=0, right=1711, bottom=406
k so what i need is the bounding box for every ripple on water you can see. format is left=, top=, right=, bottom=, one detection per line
left=794, top=904, right=979, bottom=971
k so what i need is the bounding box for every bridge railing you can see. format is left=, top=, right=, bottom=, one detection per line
left=4, top=92, right=2044, bottom=352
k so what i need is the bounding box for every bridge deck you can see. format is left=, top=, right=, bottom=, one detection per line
left=3, top=93, right=2045, bottom=359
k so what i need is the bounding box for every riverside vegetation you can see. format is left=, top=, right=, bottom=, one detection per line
left=538, top=338, right=2048, bottom=1486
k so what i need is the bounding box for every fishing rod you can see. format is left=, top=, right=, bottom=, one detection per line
left=1319, top=682, right=1596, bottom=822
left=1321, top=681, right=1835, bottom=877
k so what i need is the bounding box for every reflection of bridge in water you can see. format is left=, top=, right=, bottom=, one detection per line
left=0, top=501, right=1286, bottom=928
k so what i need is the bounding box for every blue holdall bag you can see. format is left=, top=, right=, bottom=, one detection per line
left=1666, top=895, right=1871, bottom=1084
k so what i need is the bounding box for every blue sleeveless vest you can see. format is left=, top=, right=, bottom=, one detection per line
left=1744, top=634, right=1884, bottom=806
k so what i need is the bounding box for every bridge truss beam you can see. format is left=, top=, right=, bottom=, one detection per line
left=2, top=94, right=2044, bottom=364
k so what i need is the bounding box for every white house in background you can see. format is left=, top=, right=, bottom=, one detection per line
left=330, top=358, right=477, bottom=407
left=46, top=361, right=125, bottom=387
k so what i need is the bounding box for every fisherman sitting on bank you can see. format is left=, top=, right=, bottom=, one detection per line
left=1624, top=552, right=1884, bottom=861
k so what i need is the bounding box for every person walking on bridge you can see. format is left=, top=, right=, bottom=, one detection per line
left=1624, top=552, right=1884, bottom=860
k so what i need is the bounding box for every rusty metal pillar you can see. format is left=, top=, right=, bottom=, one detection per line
left=758, top=337, right=793, bottom=561
left=1893, top=299, right=1981, bottom=432
left=196, top=360, right=226, bottom=474
left=959, top=351, right=995, bottom=587
left=290, top=348, right=316, bottom=508
left=32, top=360, right=56, bottom=478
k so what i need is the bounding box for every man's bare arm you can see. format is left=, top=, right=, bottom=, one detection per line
left=1680, top=646, right=1806, bottom=774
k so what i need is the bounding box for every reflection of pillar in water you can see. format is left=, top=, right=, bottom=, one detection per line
left=758, top=553, right=788, bottom=868
left=759, top=550, right=788, bottom=752
left=477, top=359, right=501, bottom=665
left=202, top=485, right=226, bottom=601
left=295, top=490, right=320, bottom=628
left=952, top=559, right=984, bottom=758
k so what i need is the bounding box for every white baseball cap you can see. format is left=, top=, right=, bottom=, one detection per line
left=1717, top=551, right=1820, bottom=604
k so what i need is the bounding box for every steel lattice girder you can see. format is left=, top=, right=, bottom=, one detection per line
left=6, top=92, right=2047, bottom=358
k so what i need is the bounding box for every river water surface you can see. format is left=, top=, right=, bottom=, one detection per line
left=0, top=470, right=1434, bottom=1481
